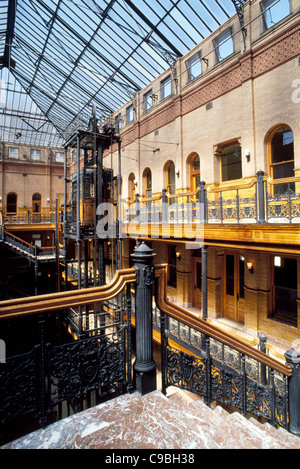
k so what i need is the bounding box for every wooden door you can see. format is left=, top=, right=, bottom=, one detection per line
left=223, top=253, right=245, bottom=324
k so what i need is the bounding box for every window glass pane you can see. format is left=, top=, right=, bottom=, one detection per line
left=273, top=257, right=297, bottom=325
left=7, top=193, right=17, bottom=213
left=146, top=170, right=151, bottom=189
left=226, top=254, right=235, bottom=296
left=262, top=0, right=290, bottom=29
left=193, top=155, right=200, bottom=171
left=161, top=76, right=171, bottom=99
left=168, top=162, right=175, bottom=193
left=8, top=147, right=18, bottom=159
left=127, top=105, right=134, bottom=122
left=271, top=129, right=294, bottom=164
left=221, top=145, right=242, bottom=181
left=274, top=257, right=297, bottom=289
left=187, top=54, right=202, bottom=81
left=31, top=149, right=40, bottom=160
left=215, top=29, right=234, bottom=61
left=144, top=91, right=152, bottom=110
left=55, top=151, right=64, bottom=162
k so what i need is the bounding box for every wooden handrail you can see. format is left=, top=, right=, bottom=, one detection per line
left=0, top=268, right=136, bottom=319
left=4, top=230, right=34, bottom=248
left=154, top=263, right=292, bottom=377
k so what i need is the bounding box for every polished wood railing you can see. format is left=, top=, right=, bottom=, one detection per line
left=154, top=264, right=291, bottom=377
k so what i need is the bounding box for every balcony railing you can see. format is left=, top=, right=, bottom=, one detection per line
left=1, top=244, right=300, bottom=446
left=2, top=212, right=56, bottom=224
left=1, top=228, right=57, bottom=261
left=123, top=172, right=300, bottom=226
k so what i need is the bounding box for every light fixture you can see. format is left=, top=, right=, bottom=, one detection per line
left=244, top=149, right=250, bottom=162
left=274, top=256, right=281, bottom=267
left=247, top=261, right=254, bottom=273
left=175, top=168, right=180, bottom=177
left=176, top=250, right=181, bottom=260
left=134, top=179, right=138, bottom=186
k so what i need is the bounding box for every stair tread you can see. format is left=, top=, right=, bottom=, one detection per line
left=2, top=390, right=300, bottom=449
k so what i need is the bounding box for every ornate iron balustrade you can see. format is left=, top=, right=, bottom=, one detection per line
left=1, top=228, right=57, bottom=261
left=123, top=173, right=300, bottom=225
left=266, top=181, right=300, bottom=223
left=3, top=214, right=56, bottom=224
left=0, top=268, right=136, bottom=445
left=154, top=264, right=300, bottom=434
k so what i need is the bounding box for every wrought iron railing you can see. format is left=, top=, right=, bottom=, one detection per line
left=0, top=268, right=135, bottom=445
left=123, top=172, right=300, bottom=225
left=3, top=213, right=56, bottom=224
left=1, top=228, right=57, bottom=261
left=154, top=264, right=297, bottom=432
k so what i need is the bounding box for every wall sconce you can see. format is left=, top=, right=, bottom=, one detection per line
left=244, top=149, right=250, bottom=162
left=247, top=261, right=254, bottom=273
left=176, top=250, right=181, bottom=260
left=274, top=256, right=281, bottom=267
left=134, top=179, right=138, bottom=186
left=175, top=168, right=180, bottom=177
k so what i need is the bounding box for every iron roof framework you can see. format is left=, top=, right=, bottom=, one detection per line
left=0, top=0, right=247, bottom=147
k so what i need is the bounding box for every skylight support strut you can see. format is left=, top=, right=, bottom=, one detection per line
left=0, top=0, right=17, bottom=69
left=231, top=0, right=247, bottom=51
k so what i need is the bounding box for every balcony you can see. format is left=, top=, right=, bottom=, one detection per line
left=122, top=173, right=300, bottom=246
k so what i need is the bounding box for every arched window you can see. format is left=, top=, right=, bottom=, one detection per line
left=143, top=168, right=152, bottom=199
left=165, top=161, right=175, bottom=204
left=7, top=192, right=17, bottom=214
left=128, top=173, right=136, bottom=202
left=269, top=125, right=294, bottom=194
left=32, top=193, right=41, bottom=213
left=189, top=154, right=200, bottom=191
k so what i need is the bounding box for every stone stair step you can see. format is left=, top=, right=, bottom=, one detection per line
left=2, top=390, right=300, bottom=450
left=247, top=417, right=300, bottom=449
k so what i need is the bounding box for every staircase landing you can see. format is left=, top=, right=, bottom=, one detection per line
left=2, top=390, right=300, bottom=450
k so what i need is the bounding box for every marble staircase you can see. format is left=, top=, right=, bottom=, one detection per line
left=2, top=390, right=300, bottom=449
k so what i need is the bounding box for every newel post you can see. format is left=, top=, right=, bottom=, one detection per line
left=131, top=242, right=156, bottom=395
left=285, top=348, right=300, bottom=436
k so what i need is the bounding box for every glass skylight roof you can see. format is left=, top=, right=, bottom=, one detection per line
left=0, top=0, right=244, bottom=147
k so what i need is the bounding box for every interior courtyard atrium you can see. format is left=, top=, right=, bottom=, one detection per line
left=1, top=0, right=300, bottom=450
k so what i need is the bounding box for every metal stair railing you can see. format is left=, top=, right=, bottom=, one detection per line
left=154, top=263, right=300, bottom=436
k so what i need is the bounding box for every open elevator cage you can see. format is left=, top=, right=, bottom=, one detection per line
left=62, top=112, right=123, bottom=293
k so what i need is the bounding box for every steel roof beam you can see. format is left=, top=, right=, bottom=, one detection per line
left=0, top=0, right=17, bottom=69
left=123, top=0, right=182, bottom=59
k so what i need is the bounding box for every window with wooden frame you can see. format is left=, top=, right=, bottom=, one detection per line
left=128, top=173, right=136, bottom=203
left=271, top=255, right=297, bottom=326
left=32, top=193, right=41, bottom=213
left=165, top=160, right=176, bottom=204
left=143, top=168, right=152, bottom=201
left=6, top=192, right=17, bottom=214
left=268, top=125, right=294, bottom=195
left=215, top=140, right=242, bottom=182
left=189, top=154, right=200, bottom=191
